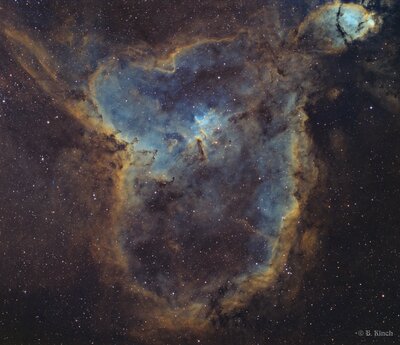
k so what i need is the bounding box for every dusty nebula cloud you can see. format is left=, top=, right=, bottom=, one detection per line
left=0, top=0, right=399, bottom=344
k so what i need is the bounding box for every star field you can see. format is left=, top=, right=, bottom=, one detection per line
left=0, top=1, right=399, bottom=344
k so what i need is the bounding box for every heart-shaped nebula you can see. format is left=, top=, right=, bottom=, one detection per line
left=89, top=35, right=311, bottom=306
left=1, top=0, right=390, bottom=342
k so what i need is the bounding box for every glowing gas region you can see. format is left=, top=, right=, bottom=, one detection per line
left=89, top=35, right=308, bottom=304
left=0, top=0, right=386, bottom=342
